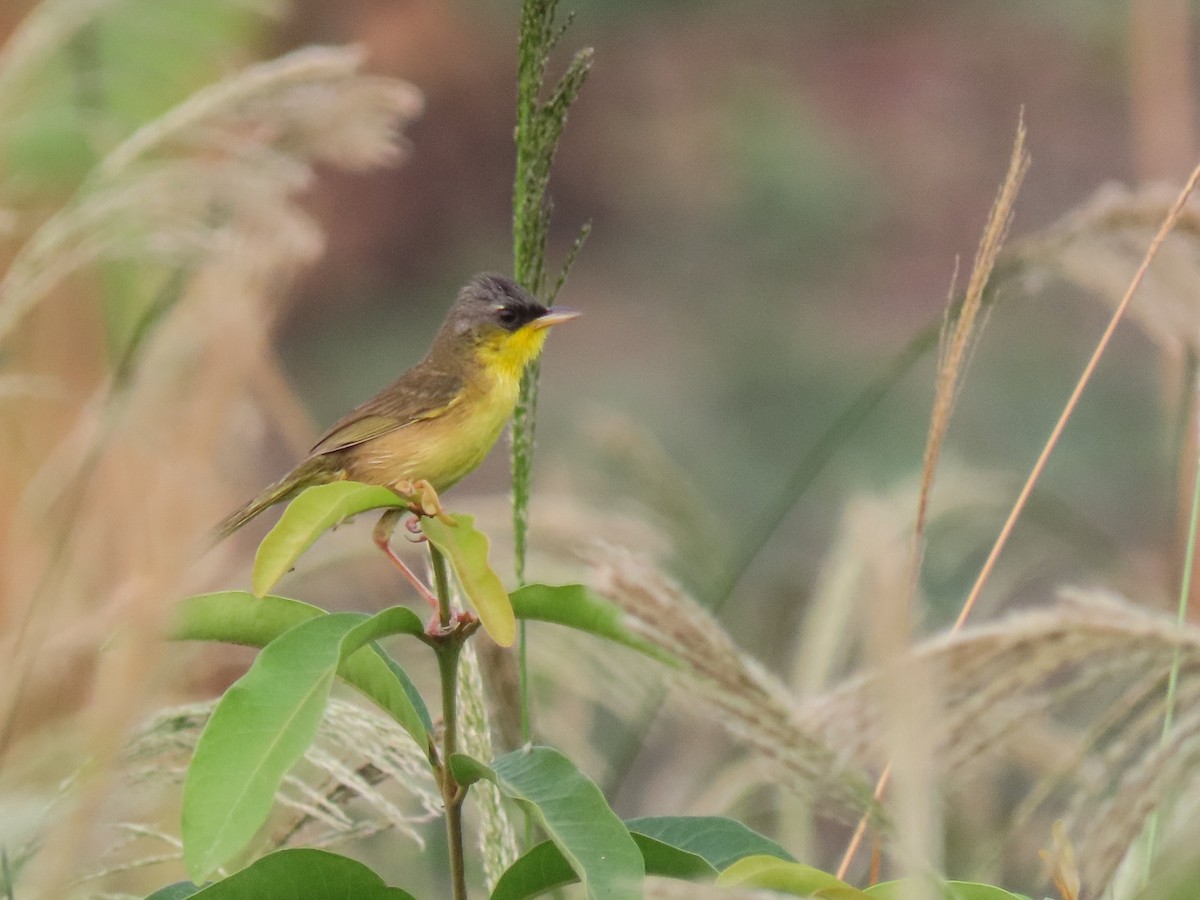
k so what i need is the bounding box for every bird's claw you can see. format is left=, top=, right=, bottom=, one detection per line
left=403, top=514, right=425, bottom=542
left=425, top=609, right=479, bottom=640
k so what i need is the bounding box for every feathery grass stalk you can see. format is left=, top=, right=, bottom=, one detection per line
left=510, top=0, right=591, bottom=743
left=920, top=119, right=1027, bottom=542
left=953, top=159, right=1200, bottom=629
left=511, top=0, right=592, bottom=577
left=458, top=644, right=520, bottom=892
left=1141, top=376, right=1200, bottom=881
left=837, top=117, right=1029, bottom=882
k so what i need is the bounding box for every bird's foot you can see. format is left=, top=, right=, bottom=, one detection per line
left=395, top=479, right=454, bottom=524
left=403, top=514, right=425, bottom=542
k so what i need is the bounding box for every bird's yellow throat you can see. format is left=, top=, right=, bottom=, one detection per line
left=473, top=321, right=553, bottom=386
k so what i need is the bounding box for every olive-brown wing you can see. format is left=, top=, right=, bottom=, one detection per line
left=309, top=366, right=465, bottom=456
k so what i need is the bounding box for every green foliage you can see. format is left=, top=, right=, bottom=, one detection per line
left=172, top=591, right=433, bottom=742
left=421, top=513, right=516, bottom=647
left=182, top=608, right=429, bottom=881
left=166, top=498, right=1047, bottom=897
left=452, top=747, right=644, bottom=900
left=251, top=482, right=409, bottom=597
left=713, top=860, right=1035, bottom=900
left=509, top=582, right=678, bottom=665
left=716, top=854, right=869, bottom=896
left=491, top=815, right=795, bottom=898
left=148, top=849, right=417, bottom=900
left=867, top=881, right=1033, bottom=900
left=627, top=816, right=796, bottom=871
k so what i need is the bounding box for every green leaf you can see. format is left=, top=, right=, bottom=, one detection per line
left=452, top=747, right=643, bottom=900
left=491, top=815, right=794, bottom=899
left=252, top=482, right=408, bottom=597
left=488, top=840, right=580, bottom=899
left=182, top=607, right=428, bottom=882
left=491, top=834, right=716, bottom=900
left=630, top=835, right=716, bottom=882
left=173, top=592, right=432, bottom=741
left=626, top=816, right=795, bottom=871
left=183, top=614, right=354, bottom=880
left=421, top=513, right=516, bottom=647
left=509, top=583, right=678, bottom=665
left=716, top=855, right=870, bottom=897
left=174, top=591, right=327, bottom=643
left=153, top=849, right=416, bottom=899
left=866, top=881, right=1031, bottom=900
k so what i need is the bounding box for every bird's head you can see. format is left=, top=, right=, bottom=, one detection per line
left=436, top=273, right=579, bottom=380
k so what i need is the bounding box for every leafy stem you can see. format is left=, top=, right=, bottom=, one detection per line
left=431, top=541, right=454, bottom=630
left=436, top=634, right=468, bottom=900
left=426, top=541, right=479, bottom=900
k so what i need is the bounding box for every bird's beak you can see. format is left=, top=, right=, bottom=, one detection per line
left=530, top=306, right=582, bottom=330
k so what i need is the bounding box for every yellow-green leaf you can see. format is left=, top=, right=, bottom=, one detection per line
left=867, top=881, right=1032, bottom=899
left=420, top=513, right=515, bottom=647
left=716, top=855, right=870, bottom=897
left=251, top=482, right=407, bottom=597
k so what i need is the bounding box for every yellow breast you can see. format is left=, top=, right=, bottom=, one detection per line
left=343, top=347, right=526, bottom=493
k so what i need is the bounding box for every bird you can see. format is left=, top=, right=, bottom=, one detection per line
left=214, top=273, right=579, bottom=593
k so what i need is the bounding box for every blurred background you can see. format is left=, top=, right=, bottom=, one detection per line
left=279, top=0, right=1187, bottom=643
left=2, top=0, right=1200, bottom=896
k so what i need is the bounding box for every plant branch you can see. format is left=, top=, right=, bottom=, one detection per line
left=436, top=636, right=467, bottom=900
left=431, top=542, right=453, bottom=631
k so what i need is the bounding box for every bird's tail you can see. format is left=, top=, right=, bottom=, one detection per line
left=213, top=457, right=334, bottom=542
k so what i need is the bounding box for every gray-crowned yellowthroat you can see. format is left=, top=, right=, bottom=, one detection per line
left=215, top=273, right=578, bottom=540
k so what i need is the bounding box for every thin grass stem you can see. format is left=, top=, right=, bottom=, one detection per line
left=955, top=160, right=1200, bottom=633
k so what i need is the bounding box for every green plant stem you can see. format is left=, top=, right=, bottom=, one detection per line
left=1142, top=381, right=1200, bottom=882
left=430, top=543, right=468, bottom=900
left=510, top=0, right=592, bottom=752
left=511, top=0, right=545, bottom=748
left=431, top=542, right=453, bottom=630
left=437, top=641, right=467, bottom=900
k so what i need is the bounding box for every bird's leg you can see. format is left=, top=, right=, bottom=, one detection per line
left=374, top=507, right=440, bottom=611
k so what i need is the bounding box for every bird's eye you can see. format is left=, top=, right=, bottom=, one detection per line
left=496, top=306, right=519, bottom=325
